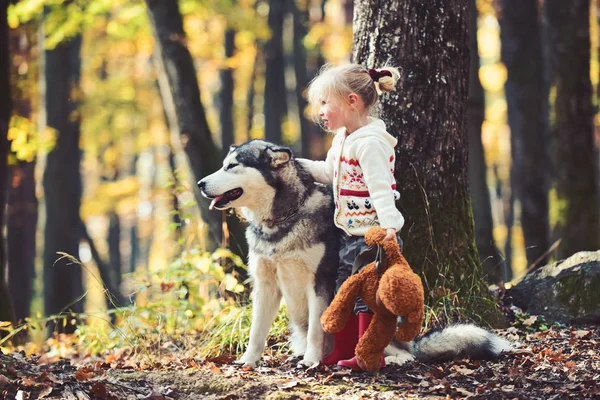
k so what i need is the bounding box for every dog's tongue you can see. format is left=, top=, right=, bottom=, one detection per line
left=209, top=195, right=224, bottom=210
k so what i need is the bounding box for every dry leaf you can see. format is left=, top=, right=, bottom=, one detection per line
left=522, top=315, right=538, bottom=326
left=572, top=330, right=591, bottom=339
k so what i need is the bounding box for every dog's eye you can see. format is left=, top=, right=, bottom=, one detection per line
left=225, top=163, right=239, bottom=171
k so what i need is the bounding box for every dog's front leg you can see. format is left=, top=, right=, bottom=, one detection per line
left=236, top=259, right=282, bottom=367
left=299, top=286, right=328, bottom=367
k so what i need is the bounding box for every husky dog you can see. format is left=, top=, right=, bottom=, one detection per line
left=199, top=140, right=339, bottom=367
left=199, top=140, right=512, bottom=368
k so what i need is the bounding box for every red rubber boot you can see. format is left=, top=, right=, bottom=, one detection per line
left=321, top=313, right=359, bottom=365
left=337, top=313, right=385, bottom=371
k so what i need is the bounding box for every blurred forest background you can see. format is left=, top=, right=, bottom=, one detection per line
left=0, top=0, right=599, bottom=358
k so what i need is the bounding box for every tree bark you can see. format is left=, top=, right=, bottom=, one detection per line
left=0, top=0, right=14, bottom=324
left=468, top=0, right=506, bottom=283
left=6, top=23, right=38, bottom=323
left=500, top=0, right=550, bottom=268
left=293, top=0, right=322, bottom=159
left=220, top=29, right=235, bottom=157
left=546, top=0, right=600, bottom=260
left=353, top=0, right=503, bottom=324
left=145, top=0, right=247, bottom=256
left=41, top=30, right=84, bottom=333
left=264, top=0, right=288, bottom=144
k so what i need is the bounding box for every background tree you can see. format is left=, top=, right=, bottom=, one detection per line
left=0, top=0, right=15, bottom=324
left=546, top=0, right=600, bottom=260
left=264, top=0, right=288, bottom=144
left=468, top=0, right=506, bottom=283
left=220, top=28, right=235, bottom=158
left=499, top=0, right=550, bottom=269
left=41, top=26, right=85, bottom=332
left=7, top=23, right=38, bottom=322
left=353, top=0, right=502, bottom=323
left=145, top=0, right=247, bottom=256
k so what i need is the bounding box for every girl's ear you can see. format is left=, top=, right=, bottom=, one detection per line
left=348, top=93, right=360, bottom=107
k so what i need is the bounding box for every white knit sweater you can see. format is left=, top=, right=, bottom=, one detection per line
left=299, top=118, right=405, bottom=236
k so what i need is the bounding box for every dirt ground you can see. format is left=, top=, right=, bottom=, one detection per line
left=1, top=324, right=599, bottom=399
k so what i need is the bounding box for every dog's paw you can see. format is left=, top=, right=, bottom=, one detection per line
left=235, top=352, right=260, bottom=367
left=297, top=351, right=321, bottom=368
left=297, top=358, right=320, bottom=369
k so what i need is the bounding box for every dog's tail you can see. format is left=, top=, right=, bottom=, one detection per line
left=386, top=324, right=512, bottom=365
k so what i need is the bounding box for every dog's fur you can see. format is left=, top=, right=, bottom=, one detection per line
left=199, top=140, right=512, bottom=368
left=199, top=140, right=339, bottom=366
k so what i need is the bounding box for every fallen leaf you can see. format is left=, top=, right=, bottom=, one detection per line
left=572, top=330, right=591, bottom=339
left=522, top=315, right=538, bottom=326
left=75, top=370, right=91, bottom=382
left=38, top=385, right=54, bottom=399
left=21, top=376, right=36, bottom=387
left=279, top=380, right=300, bottom=389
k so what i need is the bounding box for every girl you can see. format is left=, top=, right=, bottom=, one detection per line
left=298, top=63, right=405, bottom=371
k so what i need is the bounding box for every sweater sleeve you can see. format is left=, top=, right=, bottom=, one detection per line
left=296, top=138, right=337, bottom=184
left=355, top=138, right=405, bottom=231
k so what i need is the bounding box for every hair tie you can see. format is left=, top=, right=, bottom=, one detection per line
left=367, top=68, right=392, bottom=82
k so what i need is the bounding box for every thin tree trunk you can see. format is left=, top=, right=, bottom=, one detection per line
left=42, top=30, right=84, bottom=333
left=264, top=0, right=288, bottom=144
left=547, top=0, right=600, bottom=259
left=293, top=0, right=321, bottom=159
left=220, top=29, right=235, bottom=157
left=5, top=23, right=37, bottom=323
left=0, top=0, right=14, bottom=324
left=500, top=0, right=550, bottom=268
left=353, top=0, right=503, bottom=325
left=7, top=162, right=37, bottom=321
left=146, top=0, right=247, bottom=257
left=468, top=0, right=506, bottom=283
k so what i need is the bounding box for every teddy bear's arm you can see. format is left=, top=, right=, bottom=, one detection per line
left=320, top=274, right=363, bottom=333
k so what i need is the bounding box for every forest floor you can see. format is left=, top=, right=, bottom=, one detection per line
left=1, top=323, right=599, bottom=400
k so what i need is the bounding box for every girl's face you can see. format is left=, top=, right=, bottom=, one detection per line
left=317, top=93, right=367, bottom=132
left=318, top=98, right=346, bottom=131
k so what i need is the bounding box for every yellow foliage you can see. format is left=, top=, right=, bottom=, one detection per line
left=479, top=63, right=507, bottom=93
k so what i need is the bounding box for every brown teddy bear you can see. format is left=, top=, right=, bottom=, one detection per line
left=320, top=226, right=425, bottom=372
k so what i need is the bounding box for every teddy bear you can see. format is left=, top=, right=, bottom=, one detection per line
left=320, top=226, right=425, bottom=372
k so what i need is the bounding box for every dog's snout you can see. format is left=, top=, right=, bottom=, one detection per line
left=198, top=179, right=206, bottom=190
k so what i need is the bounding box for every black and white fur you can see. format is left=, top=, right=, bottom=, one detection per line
left=199, top=140, right=339, bottom=367
left=199, top=140, right=512, bottom=368
left=386, top=324, right=513, bottom=365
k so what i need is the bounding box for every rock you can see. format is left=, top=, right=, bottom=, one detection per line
left=507, top=251, right=600, bottom=324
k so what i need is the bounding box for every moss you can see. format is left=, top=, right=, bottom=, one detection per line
left=556, top=269, right=600, bottom=316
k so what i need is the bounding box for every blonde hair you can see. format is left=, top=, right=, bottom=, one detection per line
left=307, top=63, right=400, bottom=120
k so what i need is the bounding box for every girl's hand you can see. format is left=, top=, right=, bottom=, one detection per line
left=384, top=228, right=397, bottom=241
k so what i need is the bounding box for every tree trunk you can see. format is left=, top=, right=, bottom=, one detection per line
left=264, top=0, right=288, bottom=144
left=7, top=162, right=37, bottom=322
left=0, top=1, right=14, bottom=324
left=546, top=0, right=600, bottom=260
left=220, top=29, right=235, bottom=157
left=467, top=0, right=506, bottom=283
left=353, top=0, right=503, bottom=324
left=145, top=0, right=247, bottom=257
left=42, top=30, right=84, bottom=333
left=6, top=24, right=38, bottom=323
left=500, top=0, right=550, bottom=268
left=293, top=0, right=322, bottom=159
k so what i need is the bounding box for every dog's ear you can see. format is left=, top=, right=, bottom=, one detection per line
left=227, top=145, right=238, bottom=155
left=266, top=146, right=292, bottom=168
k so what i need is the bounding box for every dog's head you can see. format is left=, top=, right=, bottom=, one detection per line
left=198, top=140, right=293, bottom=210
